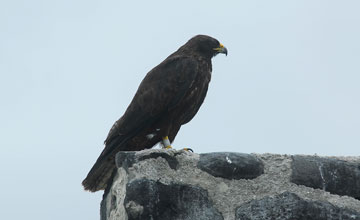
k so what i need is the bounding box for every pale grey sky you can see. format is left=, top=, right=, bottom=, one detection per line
left=1, top=0, right=359, bottom=219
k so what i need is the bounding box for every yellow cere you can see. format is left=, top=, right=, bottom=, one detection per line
left=214, top=43, right=224, bottom=51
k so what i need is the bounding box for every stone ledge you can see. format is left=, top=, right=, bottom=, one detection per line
left=291, top=155, right=360, bottom=200
left=197, top=152, right=264, bottom=180
left=101, top=149, right=360, bottom=220
left=235, top=192, right=360, bottom=220
left=125, top=178, right=223, bottom=220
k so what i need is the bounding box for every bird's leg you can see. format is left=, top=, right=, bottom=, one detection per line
left=162, top=136, right=172, bottom=149
left=162, top=136, right=193, bottom=152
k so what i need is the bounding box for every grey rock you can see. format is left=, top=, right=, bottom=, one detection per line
left=235, top=192, right=360, bottom=220
left=124, top=178, right=224, bottom=220
left=101, top=150, right=360, bottom=220
left=291, top=155, right=360, bottom=199
left=115, top=151, right=136, bottom=172
left=116, top=151, right=180, bottom=172
left=197, top=152, right=264, bottom=180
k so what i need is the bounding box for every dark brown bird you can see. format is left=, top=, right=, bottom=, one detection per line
left=82, top=35, right=227, bottom=192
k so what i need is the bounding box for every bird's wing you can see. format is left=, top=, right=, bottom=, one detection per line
left=82, top=56, right=198, bottom=191
left=104, top=55, right=198, bottom=148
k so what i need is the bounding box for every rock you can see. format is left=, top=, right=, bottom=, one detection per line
left=100, top=149, right=360, bottom=220
left=115, top=151, right=180, bottom=172
left=124, top=178, right=223, bottom=220
left=291, top=155, right=360, bottom=199
left=235, top=192, right=360, bottom=220
left=197, top=152, right=264, bottom=180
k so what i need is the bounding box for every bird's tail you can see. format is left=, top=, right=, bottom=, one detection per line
left=82, top=134, right=133, bottom=192
left=82, top=153, right=116, bottom=192
left=82, top=117, right=158, bottom=192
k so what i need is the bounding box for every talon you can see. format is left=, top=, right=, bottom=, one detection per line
left=165, top=145, right=173, bottom=149
left=183, top=148, right=194, bottom=152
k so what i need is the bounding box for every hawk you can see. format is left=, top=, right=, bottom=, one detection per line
left=83, top=35, right=227, bottom=192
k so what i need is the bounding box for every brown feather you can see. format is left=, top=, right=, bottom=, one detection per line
left=82, top=35, right=227, bottom=192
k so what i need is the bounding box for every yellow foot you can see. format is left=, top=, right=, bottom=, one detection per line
left=165, top=145, right=173, bottom=149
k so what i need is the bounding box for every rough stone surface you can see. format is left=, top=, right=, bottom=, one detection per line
left=101, top=149, right=360, bottom=220
left=197, top=152, right=264, bottom=180
left=101, top=168, right=128, bottom=220
left=124, top=178, right=223, bottom=220
left=291, top=155, right=360, bottom=200
left=115, top=151, right=182, bottom=172
left=235, top=191, right=360, bottom=220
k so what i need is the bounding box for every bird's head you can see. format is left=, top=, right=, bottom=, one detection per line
left=184, top=35, right=228, bottom=58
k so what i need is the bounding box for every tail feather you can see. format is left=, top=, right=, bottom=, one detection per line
left=83, top=117, right=158, bottom=192
left=82, top=134, right=131, bottom=192
left=82, top=155, right=116, bottom=192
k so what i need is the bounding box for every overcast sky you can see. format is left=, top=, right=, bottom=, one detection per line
left=1, top=0, right=359, bottom=219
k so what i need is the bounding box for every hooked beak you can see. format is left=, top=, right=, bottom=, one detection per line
left=213, top=43, right=228, bottom=56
